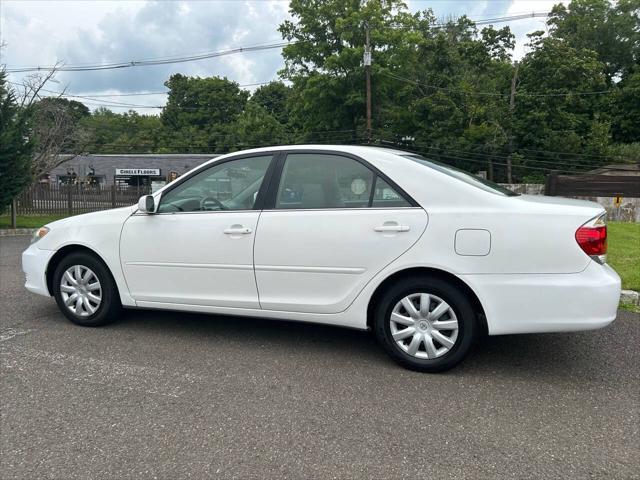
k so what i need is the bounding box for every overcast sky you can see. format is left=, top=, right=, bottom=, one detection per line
left=0, top=0, right=564, bottom=112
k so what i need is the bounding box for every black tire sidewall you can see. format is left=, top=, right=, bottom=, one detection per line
left=53, top=252, right=120, bottom=327
left=373, top=276, right=477, bottom=372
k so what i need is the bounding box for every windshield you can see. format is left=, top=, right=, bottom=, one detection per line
left=400, top=154, right=519, bottom=197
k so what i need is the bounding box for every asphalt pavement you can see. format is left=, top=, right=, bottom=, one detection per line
left=1, top=235, right=638, bottom=479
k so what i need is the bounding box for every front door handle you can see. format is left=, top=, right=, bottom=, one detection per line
left=374, top=222, right=410, bottom=233
left=224, top=225, right=253, bottom=235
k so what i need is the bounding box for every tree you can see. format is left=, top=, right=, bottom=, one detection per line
left=548, top=0, right=639, bottom=82
left=279, top=0, right=421, bottom=139
left=27, top=95, right=91, bottom=178
left=251, top=82, right=292, bottom=125
left=610, top=68, right=640, bottom=143
left=161, top=74, right=249, bottom=152
left=0, top=71, right=33, bottom=209
left=11, top=68, right=92, bottom=179
left=512, top=32, right=610, bottom=173
left=223, top=102, right=289, bottom=150
left=81, top=108, right=162, bottom=153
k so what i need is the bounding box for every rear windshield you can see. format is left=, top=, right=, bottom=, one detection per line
left=400, top=154, right=519, bottom=197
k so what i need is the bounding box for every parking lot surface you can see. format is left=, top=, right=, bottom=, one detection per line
left=1, top=235, right=638, bottom=479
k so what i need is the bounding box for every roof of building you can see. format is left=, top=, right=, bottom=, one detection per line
left=587, top=164, right=640, bottom=176
left=50, top=154, right=219, bottom=178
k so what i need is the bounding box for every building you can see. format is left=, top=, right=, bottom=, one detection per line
left=42, top=154, right=219, bottom=189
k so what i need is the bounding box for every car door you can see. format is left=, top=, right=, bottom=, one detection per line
left=254, top=152, right=429, bottom=314
left=120, top=153, right=276, bottom=308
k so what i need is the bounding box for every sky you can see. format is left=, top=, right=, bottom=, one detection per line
left=0, top=0, right=564, bottom=113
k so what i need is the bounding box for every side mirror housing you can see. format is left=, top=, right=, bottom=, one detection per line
left=137, top=195, right=157, bottom=214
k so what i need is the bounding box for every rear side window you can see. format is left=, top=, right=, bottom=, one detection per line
left=276, top=154, right=374, bottom=209
left=372, top=178, right=411, bottom=208
left=274, top=153, right=414, bottom=210
left=401, top=153, right=518, bottom=197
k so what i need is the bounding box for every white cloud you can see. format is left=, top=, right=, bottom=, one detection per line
left=2, top=0, right=289, bottom=107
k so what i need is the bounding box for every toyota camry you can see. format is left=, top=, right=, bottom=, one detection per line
left=22, top=145, right=621, bottom=372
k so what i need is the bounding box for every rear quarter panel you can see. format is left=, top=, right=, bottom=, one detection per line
left=362, top=149, right=601, bottom=275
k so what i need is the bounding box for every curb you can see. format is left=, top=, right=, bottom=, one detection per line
left=0, top=228, right=37, bottom=236
left=620, top=290, right=640, bottom=306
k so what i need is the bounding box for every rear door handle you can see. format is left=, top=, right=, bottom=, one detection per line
left=224, top=225, right=253, bottom=235
left=374, top=223, right=410, bottom=233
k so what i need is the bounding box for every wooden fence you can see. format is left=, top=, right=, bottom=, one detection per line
left=12, top=184, right=151, bottom=216
left=546, top=171, right=640, bottom=197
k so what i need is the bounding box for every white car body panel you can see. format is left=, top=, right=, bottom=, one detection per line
left=27, top=206, right=138, bottom=307
left=253, top=208, right=428, bottom=313
left=22, top=145, right=621, bottom=336
left=120, top=211, right=261, bottom=308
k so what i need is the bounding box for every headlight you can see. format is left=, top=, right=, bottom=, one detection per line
left=31, top=226, right=50, bottom=244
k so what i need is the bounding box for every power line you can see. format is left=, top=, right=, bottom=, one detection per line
left=4, top=41, right=291, bottom=73
left=383, top=72, right=616, bottom=98
left=10, top=80, right=278, bottom=109
left=377, top=140, right=581, bottom=174
left=4, top=12, right=551, bottom=74
left=66, top=81, right=275, bottom=97
left=383, top=71, right=507, bottom=97
left=371, top=130, right=611, bottom=168
left=373, top=135, right=594, bottom=173
left=455, top=12, right=548, bottom=27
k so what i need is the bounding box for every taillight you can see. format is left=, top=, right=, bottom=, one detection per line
left=575, top=214, right=607, bottom=264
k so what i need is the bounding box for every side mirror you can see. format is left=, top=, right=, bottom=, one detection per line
left=137, top=195, right=157, bottom=214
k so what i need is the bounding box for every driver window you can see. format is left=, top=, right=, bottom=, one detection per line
left=157, top=155, right=272, bottom=213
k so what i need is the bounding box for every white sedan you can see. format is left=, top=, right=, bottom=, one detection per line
left=22, top=146, right=621, bottom=372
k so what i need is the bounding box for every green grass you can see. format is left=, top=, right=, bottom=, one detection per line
left=607, top=222, right=640, bottom=292
left=0, top=214, right=70, bottom=229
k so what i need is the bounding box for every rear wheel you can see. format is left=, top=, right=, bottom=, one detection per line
left=373, top=276, right=477, bottom=372
left=52, top=252, right=122, bottom=327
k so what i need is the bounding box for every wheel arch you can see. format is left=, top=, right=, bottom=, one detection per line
left=45, top=244, right=113, bottom=296
left=366, top=267, right=488, bottom=335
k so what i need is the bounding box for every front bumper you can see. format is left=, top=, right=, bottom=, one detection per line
left=464, top=261, right=622, bottom=335
left=22, top=243, right=56, bottom=297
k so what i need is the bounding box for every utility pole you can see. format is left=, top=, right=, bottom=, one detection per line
left=364, top=23, right=372, bottom=144
left=506, top=62, right=519, bottom=183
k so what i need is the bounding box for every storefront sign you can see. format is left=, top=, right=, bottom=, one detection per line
left=115, top=168, right=161, bottom=176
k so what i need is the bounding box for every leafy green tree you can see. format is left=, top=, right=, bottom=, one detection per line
left=251, top=82, right=292, bottom=124
left=279, top=0, right=421, bottom=138
left=223, top=103, right=288, bottom=150
left=548, top=0, right=639, bottom=81
left=610, top=69, right=640, bottom=143
left=513, top=32, right=610, bottom=173
left=82, top=108, right=162, bottom=153
left=161, top=74, right=248, bottom=152
left=0, top=72, right=33, bottom=208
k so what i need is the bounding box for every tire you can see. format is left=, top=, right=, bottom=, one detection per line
left=372, top=276, right=477, bottom=373
left=52, top=252, right=122, bottom=327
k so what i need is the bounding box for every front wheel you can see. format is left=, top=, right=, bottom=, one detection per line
left=373, top=276, right=477, bottom=372
left=52, top=252, right=122, bottom=327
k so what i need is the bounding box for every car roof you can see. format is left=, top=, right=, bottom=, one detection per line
left=220, top=144, right=410, bottom=157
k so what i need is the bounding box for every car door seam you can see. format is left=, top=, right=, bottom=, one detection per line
left=118, top=212, right=137, bottom=304
left=253, top=209, right=264, bottom=309
left=341, top=208, right=430, bottom=313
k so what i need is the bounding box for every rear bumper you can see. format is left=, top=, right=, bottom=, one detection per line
left=464, top=262, right=621, bottom=335
left=22, top=243, right=55, bottom=297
